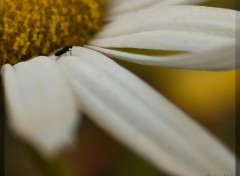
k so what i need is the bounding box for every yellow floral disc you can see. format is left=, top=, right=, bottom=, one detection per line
left=0, top=0, right=105, bottom=66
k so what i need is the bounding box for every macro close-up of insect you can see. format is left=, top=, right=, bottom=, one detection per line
left=54, top=46, right=73, bottom=58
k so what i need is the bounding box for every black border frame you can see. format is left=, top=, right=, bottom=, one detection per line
left=236, top=0, right=240, bottom=175
left=0, top=77, right=5, bottom=176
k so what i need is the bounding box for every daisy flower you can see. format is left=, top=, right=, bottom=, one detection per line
left=1, top=0, right=238, bottom=176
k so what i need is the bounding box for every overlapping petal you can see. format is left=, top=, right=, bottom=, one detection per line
left=105, top=0, right=208, bottom=20
left=86, top=44, right=236, bottom=70
left=1, top=57, right=80, bottom=156
left=105, top=0, right=159, bottom=16
left=94, top=6, right=237, bottom=39
left=58, top=47, right=234, bottom=176
left=90, top=30, right=234, bottom=52
left=89, top=5, right=238, bottom=70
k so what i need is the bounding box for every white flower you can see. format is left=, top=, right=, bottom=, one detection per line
left=1, top=1, right=238, bottom=176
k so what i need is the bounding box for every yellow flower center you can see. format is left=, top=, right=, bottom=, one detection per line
left=0, top=0, right=105, bottom=66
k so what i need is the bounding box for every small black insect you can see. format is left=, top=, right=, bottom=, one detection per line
left=55, top=46, right=73, bottom=57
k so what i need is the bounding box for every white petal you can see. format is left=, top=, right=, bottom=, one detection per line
left=97, top=5, right=237, bottom=39
left=106, top=1, right=208, bottom=20
left=90, top=30, right=234, bottom=52
left=105, top=0, right=159, bottom=16
left=86, top=45, right=236, bottom=70
left=1, top=57, right=80, bottom=156
left=58, top=47, right=234, bottom=176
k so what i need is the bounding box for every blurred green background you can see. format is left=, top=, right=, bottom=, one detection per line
left=4, top=0, right=237, bottom=176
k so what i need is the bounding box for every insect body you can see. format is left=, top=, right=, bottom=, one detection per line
left=54, top=46, right=73, bottom=57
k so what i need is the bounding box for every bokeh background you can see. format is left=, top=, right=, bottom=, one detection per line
left=4, top=0, right=237, bottom=176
